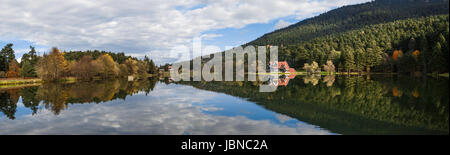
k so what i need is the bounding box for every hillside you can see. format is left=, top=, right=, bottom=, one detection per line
left=280, top=15, right=449, bottom=74
left=247, top=0, right=449, bottom=46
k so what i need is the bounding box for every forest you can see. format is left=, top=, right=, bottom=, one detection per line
left=246, top=0, right=449, bottom=75
left=249, top=0, right=449, bottom=45
left=0, top=46, right=159, bottom=81
left=278, top=15, right=449, bottom=74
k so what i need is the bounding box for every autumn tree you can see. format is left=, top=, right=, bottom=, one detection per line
left=119, top=63, right=129, bottom=77
left=36, top=47, right=68, bottom=81
left=96, top=54, right=119, bottom=78
left=303, top=61, right=320, bottom=74
left=71, top=56, right=101, bottom=80
left=323, top=60, right=335, bottom=74
left=6, top=59, right=20, bottom=78
left=122, top=58, right=138, bottom=76
left=136, top=60, right=149, bottom=76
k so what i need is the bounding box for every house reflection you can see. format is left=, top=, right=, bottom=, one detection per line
left=178, top=75, right=449, bottom=134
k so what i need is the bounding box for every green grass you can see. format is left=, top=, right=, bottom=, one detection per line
left=0, top=78, right=42, bottom=85
left=60, top=77, right=77, bottom=82
left=438, top=73, right=449, bottom=78
left=427, top=73, right=449, bottom=78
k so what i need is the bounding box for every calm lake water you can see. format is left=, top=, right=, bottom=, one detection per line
left=0, top=75, right=448, bottom=135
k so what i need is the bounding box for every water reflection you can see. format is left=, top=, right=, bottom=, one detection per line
left=322, top=75, right=335, bottom=87
left=179, top=75, right=449, bottom=135
left=1, top=78, right=158, bottom=118
left=0, top=78, right=331, bottom=135
left=0, top=75, right=448, bottom=135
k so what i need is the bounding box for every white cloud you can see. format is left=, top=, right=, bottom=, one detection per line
left=0, top=84, right=333, bottom=135
left=200, top=33, right=223, bottom=40
left=274, top=20, right=293, bottom=30
left=0, top=0, right=370, bottom=64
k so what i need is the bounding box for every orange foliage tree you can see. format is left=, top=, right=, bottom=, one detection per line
left=412, top=50, right=420, bottom=61
left=35, top=47, right=68, bottom=81
left=6, top=59, right=20, bottom=78
left=71, top=56, right=101, bottom=80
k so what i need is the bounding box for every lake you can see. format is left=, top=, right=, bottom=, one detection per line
left=0, top=75, right=448, bottom=135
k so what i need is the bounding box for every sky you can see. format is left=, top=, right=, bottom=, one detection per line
left=1, top=83, right=333, bottom=135
left=0, top=0, right=371, bottom=64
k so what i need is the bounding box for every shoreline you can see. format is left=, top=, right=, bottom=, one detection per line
left=0, top=78, right=42, bottom=86
left=0, top=72, right=447, bottom=89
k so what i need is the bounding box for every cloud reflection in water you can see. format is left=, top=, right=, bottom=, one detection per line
left=0, top=83, right=333, bottom=135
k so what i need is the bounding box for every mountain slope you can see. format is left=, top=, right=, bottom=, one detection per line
left=247, top=0, right=449, bottom=46
left=281, top=15, right=449, bottom=73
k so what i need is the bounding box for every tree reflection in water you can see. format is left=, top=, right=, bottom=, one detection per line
left=0, top=75, right=448, bottom=134
left=178, top=75, right=449, bottom=134
left=0, top=78, right=158, bottom=118
left=0, top=89, right=19, bottom=119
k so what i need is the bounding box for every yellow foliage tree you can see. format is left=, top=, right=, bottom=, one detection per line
left=6, top=59, right=20, bottom=78
left=36, top=47, right=67, bottom=81
left=123, top=58, right=138, bottom=76
left=96, top=54, right=119, bottom=78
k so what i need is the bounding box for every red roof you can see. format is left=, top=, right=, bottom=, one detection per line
left=277, top=61, right=290, bottom=70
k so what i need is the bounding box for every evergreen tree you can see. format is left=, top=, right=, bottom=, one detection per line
left=0, top=44, right=15, bottom=72
left=149, top=59, right=157, bottom=74
left=342, top=48, right=355, bottom=73
left=19, top=46, right=39, bottom=77
left=20, top=60, right=35, bottom=77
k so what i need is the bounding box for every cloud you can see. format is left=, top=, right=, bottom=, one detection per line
left=274, top=20, right=293, bottom=30
left=200, top=33, right=223, bottom=40
left=0, top=0, right=371, bottom=64
left=0, top=83, right=333, bottom=135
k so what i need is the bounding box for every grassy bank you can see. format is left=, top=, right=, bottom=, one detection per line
left=0, top=77, right=77, bottom=87
left=0, top=78, right=42, bottom=85
left=437, top=73, right=449, bottom=78
left=427, top=73, right=449, bottom=78
left=0, top=83, right=41, bottom=89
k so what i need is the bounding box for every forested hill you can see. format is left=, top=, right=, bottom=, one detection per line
left=247, top=0, right=449, bottom=46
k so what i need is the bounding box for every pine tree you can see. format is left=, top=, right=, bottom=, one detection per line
left=0, top=44, right=15, bottom=72
left=20, top=60, right=35, bottom=77
left=419, top=36, right=430, bottom=73
left=342, top=48, right=355, bottom=73
left=149, top=59, right=157, bottom=74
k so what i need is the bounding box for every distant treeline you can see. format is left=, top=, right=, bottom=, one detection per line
left=0, top=46, right=159, bottom=81
left=245, top=0, right=449, bottom=74
left=277, top=15, right=449, bottom=74
left=249, top=0, right=449, bottom=46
